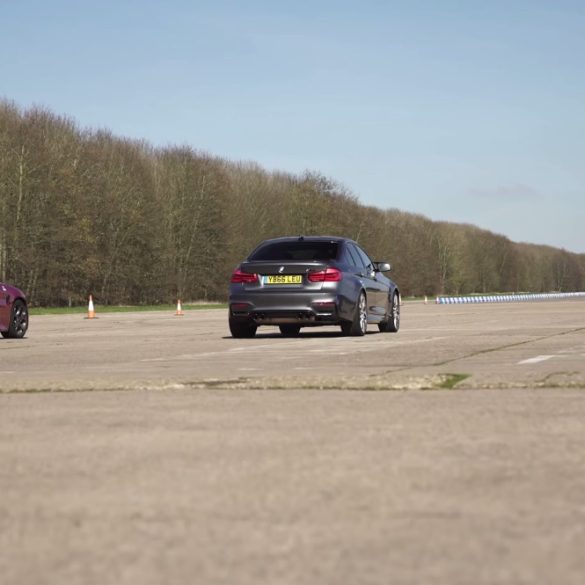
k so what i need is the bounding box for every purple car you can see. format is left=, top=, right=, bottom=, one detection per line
left=0, top=283, right=29, bottom=338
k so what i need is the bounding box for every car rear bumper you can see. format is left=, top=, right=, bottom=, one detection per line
left=229, top=291, right=340, bottom=325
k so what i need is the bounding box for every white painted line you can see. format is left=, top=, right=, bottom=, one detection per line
left=517, top=355, right=555, bottom=365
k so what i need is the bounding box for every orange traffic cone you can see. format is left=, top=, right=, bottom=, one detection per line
left=175, top=299, right=184, bottom=316
left=86, top=295, right=96, bottom=319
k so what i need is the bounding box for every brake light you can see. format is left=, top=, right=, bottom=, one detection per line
left=231, top=268, right=259, bottom=284
left=308, top=267, right=342, bottom=282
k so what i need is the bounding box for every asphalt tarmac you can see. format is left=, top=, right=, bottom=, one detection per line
left=1, top=300, right=585, bottom=584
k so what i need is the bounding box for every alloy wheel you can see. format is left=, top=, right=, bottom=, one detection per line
left=359, top=293, right=367, bottom=334
left=392, top=295, right=400, bottom=330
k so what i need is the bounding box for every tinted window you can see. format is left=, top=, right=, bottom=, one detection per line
left=354, top=245, right=374, bottom=270
left=345, top=244, right=362, bottom=268
left=249, top=241, right=339, bottom=261
left=340, top=246, right=355, bottom=266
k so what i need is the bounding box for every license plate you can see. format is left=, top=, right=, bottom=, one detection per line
left=263, top=275, right=303, bottom=285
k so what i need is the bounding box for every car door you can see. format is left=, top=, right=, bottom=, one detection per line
left=0, top=285, right=9, bottom=331
left=350, top=244, right=387, bottom=318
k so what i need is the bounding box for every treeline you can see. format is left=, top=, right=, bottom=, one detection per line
left=1, top=100, right=584, bottom=306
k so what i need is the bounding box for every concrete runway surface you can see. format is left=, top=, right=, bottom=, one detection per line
left=1, top=300, right=585, bottom=584
left=1, top=300, right=584, bottom=392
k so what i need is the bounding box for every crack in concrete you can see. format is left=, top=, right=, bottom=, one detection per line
left=430, top=326, right=585, bottom=367
left=3, top=375, right=585, bottom=394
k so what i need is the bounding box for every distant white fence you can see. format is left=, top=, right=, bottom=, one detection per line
left=436, top=292, right=585, bottom=305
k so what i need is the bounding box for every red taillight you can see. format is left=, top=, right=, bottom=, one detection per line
left=231, top=268, right=259, bottom=284
left=308, top=267, right=342, bottom=282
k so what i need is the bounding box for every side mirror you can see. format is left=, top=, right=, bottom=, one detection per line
left=376, top=262, right=391, bottom=272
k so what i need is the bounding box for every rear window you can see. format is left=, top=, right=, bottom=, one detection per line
left=249, top=241, right=340, bottom=261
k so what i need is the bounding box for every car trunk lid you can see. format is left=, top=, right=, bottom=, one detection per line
left=239, top=261, right=328, bottom=291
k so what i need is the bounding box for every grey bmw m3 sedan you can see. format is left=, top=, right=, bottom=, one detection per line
left=228, top=236, right=400, bottom=338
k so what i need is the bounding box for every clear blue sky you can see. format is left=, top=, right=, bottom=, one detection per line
left=2, top=0, right=584, bottom=252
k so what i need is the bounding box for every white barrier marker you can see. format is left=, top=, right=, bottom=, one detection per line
left=435, top=292, right=585, bottom=305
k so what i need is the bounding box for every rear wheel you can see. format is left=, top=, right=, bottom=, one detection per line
left=1, top=299, right=28, bottom=339
left=229, top=318, right=257, bottom=338
left=279, top=324, right=301, bottom=337
left=341, top=292, right=367, bottom=337
left=379, top=292, right=400, bottom=333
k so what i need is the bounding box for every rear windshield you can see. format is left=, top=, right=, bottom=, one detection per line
left=249, top=241, right=339, bottom=262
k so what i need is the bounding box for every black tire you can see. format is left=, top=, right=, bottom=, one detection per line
left=1, top=299, right=28, bottom=339
left=341, top=292, right=367, bottom=337
left=229, top=318, right=257, bottom=338
left=379, top=292, right=400, bottom=333
left=279, top=324, right=301, bottom=337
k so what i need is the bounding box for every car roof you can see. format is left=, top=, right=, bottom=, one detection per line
left=256, top=236, right=355, bottom=245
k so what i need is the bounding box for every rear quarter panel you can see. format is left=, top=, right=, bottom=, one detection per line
left=0, top=284, right=27, bottom=332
